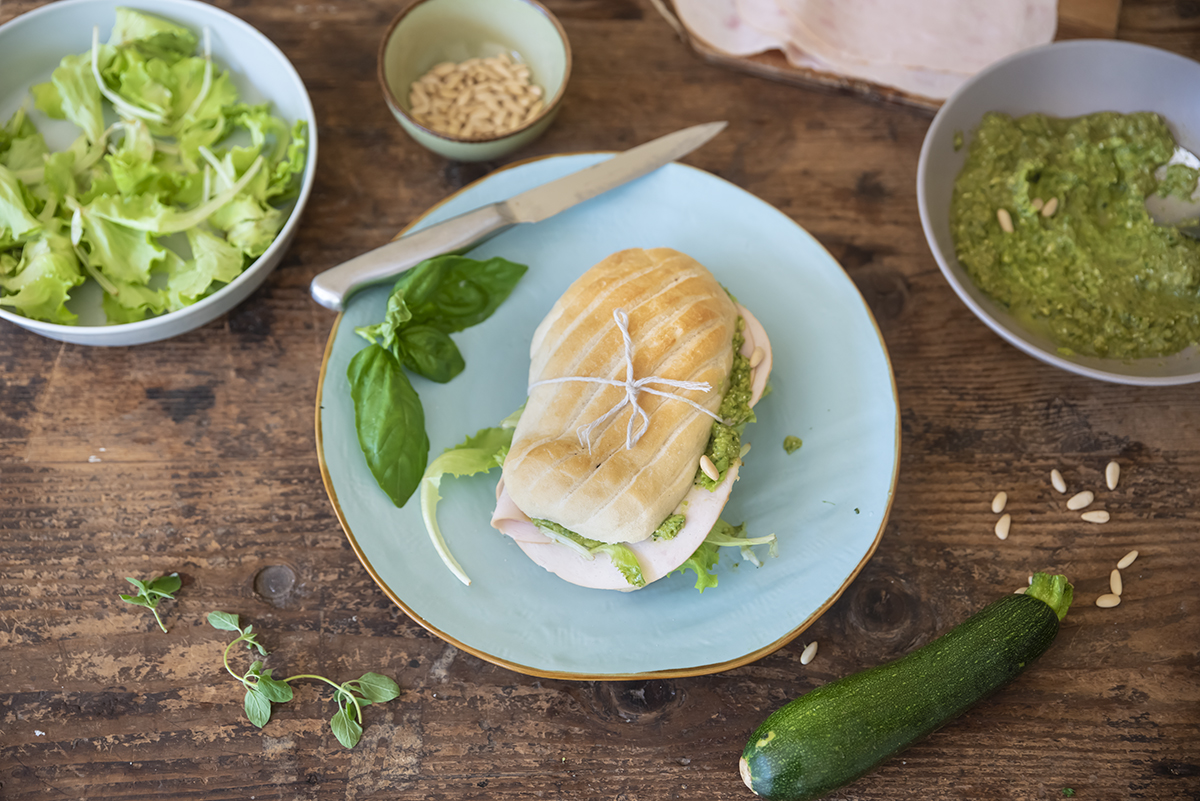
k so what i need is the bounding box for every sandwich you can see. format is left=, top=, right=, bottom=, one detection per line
left=490, top=247, right=774, bottom=591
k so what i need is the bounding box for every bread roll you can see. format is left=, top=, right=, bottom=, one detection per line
left=502, top=248, right=738, bottom=544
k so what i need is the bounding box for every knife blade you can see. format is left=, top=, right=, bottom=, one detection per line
left=309, top=121, right=728, bottom=311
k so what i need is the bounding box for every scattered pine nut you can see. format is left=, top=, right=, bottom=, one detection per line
left=699, top=454, right=720, bottom=481
left=739, top=442, right=752, bottom=458
left=1095, top=593, right=1121, bottom=608
left=991, top=491, right=1008, bottom=514
left=1028, top=575, right=1033, bottom=585
left=749, top=346, right=765, bottom=369
left=1041, top=197, right=1059, bottom=217
left=994, top=513, right=1011, bottom=540
left=1106, top=460, right=1120, bottom=491
left=1050, top=468, right=1066, bottom=493
left=996, top=208, right=1014, bottom=233
left=1014, top=586, right=1027, bottom=594
left=1110, top=568, right=1123, bottom=596
left=1066, top=490, right=1094, bottom=511
left=1081, top=510, right=1110, bottom=523
left=1117, top=549, right=1139, bottom=569
left=1031, top=197, right=1045, bottom=211
left=800, top=641, right=819, bottom=665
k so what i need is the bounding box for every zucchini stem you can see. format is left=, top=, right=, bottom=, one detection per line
left=1027, top=572, right=1073, bottom=620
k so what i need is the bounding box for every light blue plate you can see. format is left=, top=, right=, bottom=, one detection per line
left=316, top=154, right=900, bottom=679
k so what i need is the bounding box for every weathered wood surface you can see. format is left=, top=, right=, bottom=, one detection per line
left=2, top=1, right=1198, bottom=799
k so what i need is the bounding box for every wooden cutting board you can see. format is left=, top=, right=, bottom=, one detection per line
left=656, top=0, right=1124, bottom=112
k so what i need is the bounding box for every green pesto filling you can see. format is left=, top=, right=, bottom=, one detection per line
left=531, top=518, right=646, bottom=588
left=653, top=513, right=686, bottom=541
left=695, top=317, right=756, bottom=490
left=783, top=435, right=803, bottom=454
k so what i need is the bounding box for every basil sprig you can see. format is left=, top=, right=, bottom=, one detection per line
left=348, top=254, right=527, bottom=507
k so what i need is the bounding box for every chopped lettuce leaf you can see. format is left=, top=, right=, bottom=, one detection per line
left=0, top=165, right=42, bottom=242
left=671, top=519, right=777, bottom=592
left=419, top=423, right=517, bottom=586
left=34, top=50, right=109, bottom=144
left=0, top=222, right=84, bottom=324
left=108, top=6, right=199, bottom=63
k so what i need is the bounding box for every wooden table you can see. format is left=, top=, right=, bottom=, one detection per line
left=2, top=1, right=1198, bottom=798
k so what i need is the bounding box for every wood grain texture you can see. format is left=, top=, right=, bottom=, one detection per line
left=2, top=0, right=1198, bottom=799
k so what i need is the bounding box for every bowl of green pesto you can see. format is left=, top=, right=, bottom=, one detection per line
left=917, top=39, right=1200, bottom=385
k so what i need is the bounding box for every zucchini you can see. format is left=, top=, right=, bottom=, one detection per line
left=740, top=573, right=1073, bottom=800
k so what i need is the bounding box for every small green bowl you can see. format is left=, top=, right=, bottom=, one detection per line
left=378, top=0, right=571, bottom=162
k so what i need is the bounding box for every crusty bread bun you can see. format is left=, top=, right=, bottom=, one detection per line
left=501, top=248, right=738, bottom=545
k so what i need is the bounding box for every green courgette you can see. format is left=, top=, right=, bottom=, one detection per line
left=740, top=573, right=1073, bottom=800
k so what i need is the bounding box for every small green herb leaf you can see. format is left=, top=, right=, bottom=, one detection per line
left=120, top=574, right=179, bottom=632
left=207, top=611, right=242, bottom=631
left=244, top=687, right=272, bottom=728
left=330, top=708, right=363, bottom=749
left=255, top=674, right=294, bottom=704
left=149, top=574, right=182, bottom=595
left=350, top=672, right=401, bottom=704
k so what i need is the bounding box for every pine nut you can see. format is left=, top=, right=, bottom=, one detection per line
left=1014, top=586, right=1027, bottom=594
left=1066, top=490, right=1094, bottom=511
left=1110, top=568, right=1122, bottom=596
left=408, top=54, right=546, bottom=138
left=991, top=491, right=1007, bottom=514
left=997, top=208, right=1014, bottom=233
left=700, top=454, right=719, bottom=481
left=1081, top=510, right=1110, bottom=523
left=1106, top=460, right=1120, bottom=490
left=1051, top=468, right=1066, bottom=493
left=995, top=513, right=1011, bottom=540
left=800, top=641, right=818, bottom=665
left=1042, top=197, right=1059, bottom=217
left=1117, top=549, right=1139, bottom=569
left=1095, top=593, right=1121, bottom=608
left=739, top=442, right=752, bottom=458
left=1031, top=197, right=1044, bottom=211
left=749, top=347, right=765, bottom=368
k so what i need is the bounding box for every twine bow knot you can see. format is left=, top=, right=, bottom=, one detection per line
left=528, top=308, right=725, bottom=451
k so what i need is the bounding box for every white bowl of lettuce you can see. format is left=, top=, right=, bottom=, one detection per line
left=0, top=0, right=316, bottom=346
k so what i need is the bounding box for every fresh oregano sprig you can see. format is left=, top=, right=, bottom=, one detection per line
left=119, top=574, right=182, bottom=632
left=207, top=611, right=400, bottom=748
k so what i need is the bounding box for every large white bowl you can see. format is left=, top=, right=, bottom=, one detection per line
left=917, top=40, right=1200, bottom=386
left=0, top=0, right=318, bottom=346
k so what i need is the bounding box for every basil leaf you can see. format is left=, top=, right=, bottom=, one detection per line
left=330, top=708, right=362, bottom=749
left=398, top=324, right=464, bottom=383
left=354, top=289, right=413, bottom=354
left=347, top=344, right=428, bottom=508
left=391, top=255, right=526, bottom=333
left=352, top=672, right=401, bottom=704
left=207, top=611, right=241, bottom=631
left=244, top=687, right=272, bottom=728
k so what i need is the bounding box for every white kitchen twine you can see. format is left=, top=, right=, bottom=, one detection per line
left=528, top=308, right=725, bottom=452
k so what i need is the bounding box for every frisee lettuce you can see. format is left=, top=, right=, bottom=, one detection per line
left=0, top=7, right=307, bottom=325
left=418, top=409, right=522, bottom=585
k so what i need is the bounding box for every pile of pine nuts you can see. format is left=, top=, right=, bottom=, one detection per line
left=407, top=54, right=545, bottom=139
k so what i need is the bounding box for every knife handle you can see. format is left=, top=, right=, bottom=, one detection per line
left=309, top=202, right=517, bottom=311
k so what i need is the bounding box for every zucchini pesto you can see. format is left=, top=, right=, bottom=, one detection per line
left=951, top=111, right=1200, bottom=359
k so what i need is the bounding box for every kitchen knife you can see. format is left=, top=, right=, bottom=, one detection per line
left=309, top=121, right=727, bottom=311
